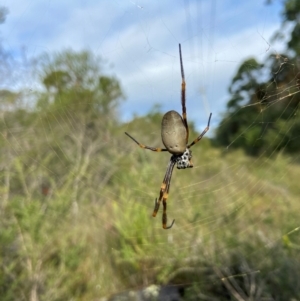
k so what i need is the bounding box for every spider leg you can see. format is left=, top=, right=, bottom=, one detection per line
left=125, top=132, right=168, bottom=152
left=162, top=181, right=175, bottom=229
left=179, top=43, right=189, bottom=144
left=152, top=159, right=176, bottom=229
left=187, top=113, right=212, bottom=148
left=152, top=160, right=174, bottom=216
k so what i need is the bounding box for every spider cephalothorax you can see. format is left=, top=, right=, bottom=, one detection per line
left=172, top=148, right=192, bottom=169
left=125, top=44, right=212, bottom=229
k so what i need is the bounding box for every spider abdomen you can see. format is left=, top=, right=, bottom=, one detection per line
left=161, top=110, right=187, bottom=154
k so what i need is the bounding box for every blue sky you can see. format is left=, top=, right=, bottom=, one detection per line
left=1, top=0, right=285, bottom=130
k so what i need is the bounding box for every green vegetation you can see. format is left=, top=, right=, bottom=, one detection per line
left=1, top=102, right=300, bottom=299
left=0, top=1, right=300, bottom=300
left=215, top=0, right=300, bottom=156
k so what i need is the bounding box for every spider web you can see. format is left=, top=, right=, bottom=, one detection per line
left=1, top=1, right=300, bottom=300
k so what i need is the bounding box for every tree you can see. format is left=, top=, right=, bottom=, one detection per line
left=0, top=49, right=126, bottom=300
left=215, top=0, right=300, bottom=156
left=36, top=50, right=124, bottom=118
left=27, top=50, right=126, bottom=203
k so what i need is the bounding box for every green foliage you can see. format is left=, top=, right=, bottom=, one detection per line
left=0, top=48, right=127, bottom=299
left=1, top=92, right=300, bottom=300
left=283, top=0, right=300, bottom=55
left=109, top=129, right=300, bottom=299
left=1, top=1, right=300, bottom=298
left=36, top=50, right=124, bottom=128
left=215, top=0, right=300, bottom=156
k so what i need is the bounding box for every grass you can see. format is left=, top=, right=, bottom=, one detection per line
left=104, top=133, right=300, bottom=299
left=1, top=120, right=300, bottom=300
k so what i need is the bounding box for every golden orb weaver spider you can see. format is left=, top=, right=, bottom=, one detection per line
left=125, top=44, right=212, bottom=229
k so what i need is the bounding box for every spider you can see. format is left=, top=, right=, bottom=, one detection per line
left=125, top=44, right=212, bottom=229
